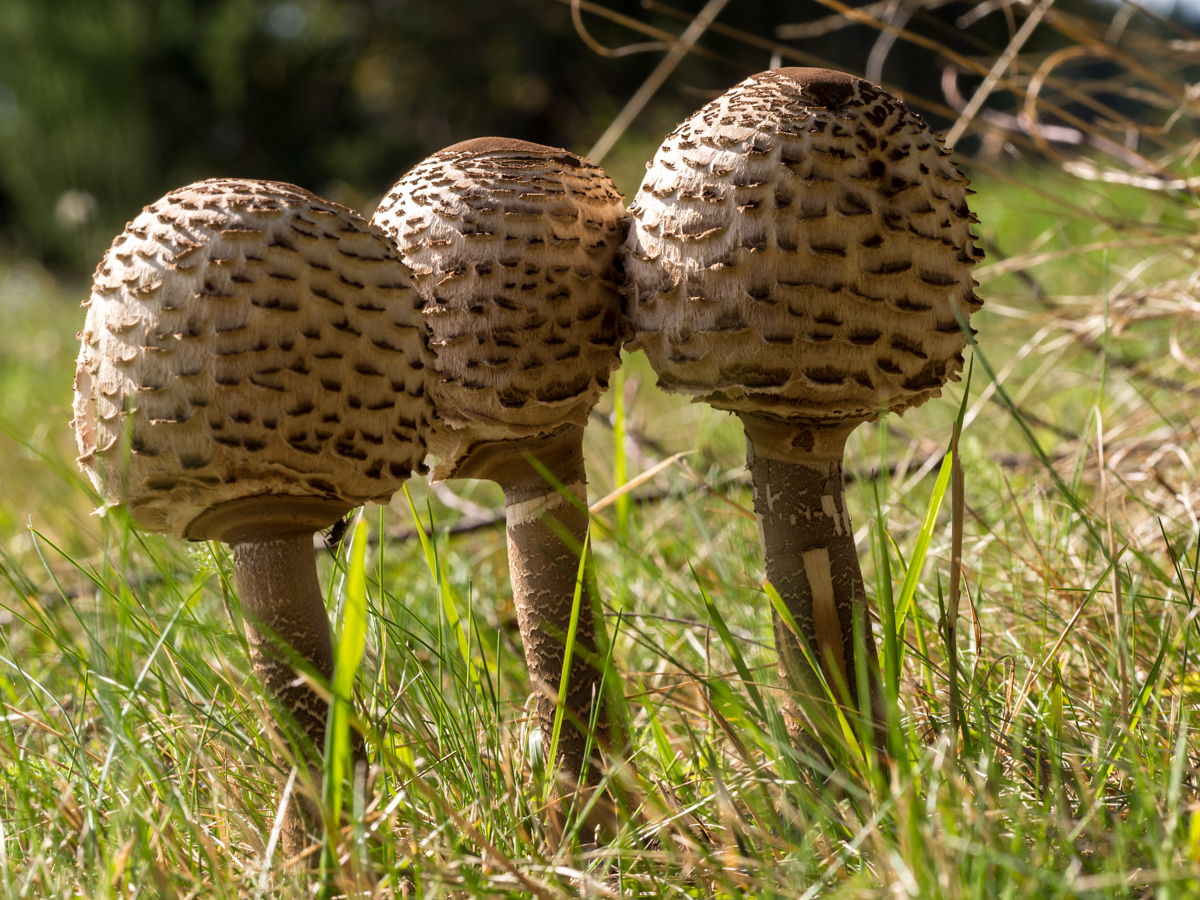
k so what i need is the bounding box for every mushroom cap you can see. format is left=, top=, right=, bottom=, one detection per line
left=372, top=139, right=628, bottom=480
left=623, top=67, right=984, bottom=425
left=72, top=179, right=432, bottom=539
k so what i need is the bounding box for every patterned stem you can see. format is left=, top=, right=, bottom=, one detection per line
left=741, top=415, right=886, bottom=751
left=496, top=427, right=617, bottom=840
left=232, top=535, right=337, bottom=858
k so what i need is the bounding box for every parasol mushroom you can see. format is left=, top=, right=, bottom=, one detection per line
left=622, top=68, right=983, bottom=747
left=72, top=178, right=431, bottom=855
left=372, top=138, right=628, bottom=837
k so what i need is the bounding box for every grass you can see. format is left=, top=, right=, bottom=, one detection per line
left=5, top=2, right=1200, bottom=896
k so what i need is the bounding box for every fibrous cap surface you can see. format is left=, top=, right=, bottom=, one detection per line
left=72, top=178, right=432, bottom=538
left=372, top=139, right=628, bottom=479
left=624, top=67, right=984, bottom=425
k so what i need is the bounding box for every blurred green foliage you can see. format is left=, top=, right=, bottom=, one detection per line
left=0, top=0, right=1102, bottom=276
left=0, top=0, right=714, bottom=273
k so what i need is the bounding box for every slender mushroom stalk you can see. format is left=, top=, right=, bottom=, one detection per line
left=623, top=69, right=984, bottom=750
left=456, top=422, right=606, bottom=822
left=72, top=179, right=431, bottom=856
left=372, top=139, right=629, bottom=839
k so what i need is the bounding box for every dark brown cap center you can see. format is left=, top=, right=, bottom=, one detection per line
left=438, top=137, right=586, bottom=170
left=771, top=67, right=861, bottom=110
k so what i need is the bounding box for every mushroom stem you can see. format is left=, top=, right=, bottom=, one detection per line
left=232, top=534, right=339, bottom=858
left=741, top=415, right=886, bottom=752
left=234, top=536, right=335, bottom=741
left=482, top=425, right=617, bottom=838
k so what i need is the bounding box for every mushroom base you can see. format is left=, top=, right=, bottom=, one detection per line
left=741, top=414, right=886, bottom=752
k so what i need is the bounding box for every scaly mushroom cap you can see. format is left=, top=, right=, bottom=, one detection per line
left=372, top=138, right=628, bottom=479
left=624, top=68, right=983, bottom=424
left=73, top=179, right=432, bottom=538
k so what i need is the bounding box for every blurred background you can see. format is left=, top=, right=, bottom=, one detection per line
left=0, top=0, right=1178, bottom=278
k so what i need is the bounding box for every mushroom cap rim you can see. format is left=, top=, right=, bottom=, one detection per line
left=181, top=493, right=357, bottom=543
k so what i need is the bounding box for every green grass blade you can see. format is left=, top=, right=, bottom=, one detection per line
left=893, top=357, right=971, bottom=668
left=873, top=487, right=899, bottom=704
left=402, top=485, right=477, bottom=686
left=691, top=563, right=767, bottom=723
left=1092, top=628, right=1169, bottom=800
left=613, top=365, right=629, bottom=543
left=639, top=676, right=679, bottom=784
left=765, top=581, right=862, bottom=761
left=547, top=526, right=590, bottom=802
left=402, top=484, right=440, bottom=579
left=893, top=451, right=954, bottom=657
left=323, top=516, right=369, bottom=867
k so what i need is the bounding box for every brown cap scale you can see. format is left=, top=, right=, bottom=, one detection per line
left=73, top=178, right=431, bottom=854
left=624, top=69, right=983, bottom=745
left=373, top=138, right=629, bottom=837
